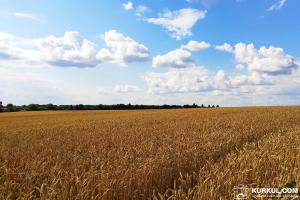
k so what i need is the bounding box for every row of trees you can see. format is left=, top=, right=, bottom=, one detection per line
left=0, top=103, right=220, bottom=112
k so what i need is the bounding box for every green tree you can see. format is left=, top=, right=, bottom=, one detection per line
left=6, top=104, right=15, bottom=112
left=27, top=104, right=39, bottom=111
left=45, top=104, right=55, bottom=110
left=0, top=101, right=3, bottom=112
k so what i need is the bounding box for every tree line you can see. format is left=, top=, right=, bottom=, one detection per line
left=0, top=102, right=220, bottom=112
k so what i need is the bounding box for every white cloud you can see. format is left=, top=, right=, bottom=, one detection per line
left=135, top=5, right=149, bottom=16
left=181, top=40, right=210, bottom=51
left=144, top=66, right=281, bottom=96
left=2, top=29, right=300, bottom=106
left=146, top=8, right=206, bottom=40
left=0, top=32, right=44, bottom=66
left=0, top=31, right=97, bottom=67
left=96, top=30, right=149, bottom=67
left=234, top=43, right=296, bottom=75
left=35, top=31, right=98, bottom=67
left=123, top=2, right=133, bottom=10
left=145, top=42, right=300, bottom=101
left=152, top=48, right=194, bottom=68
left=144, top=67, right=236, bottom=94
left=230, top=72, right=272, bottom=87
left=14, top=12, right=40, bottom=22
left=268, top=0, right=287, bottom=11
left=211, top=70, right=230, bottom=90
left=114, top=84, right=139, bottom=93
left=214, top=42, right=297, bottom=75
left=145, top=67, right=210, bottom=93
left=215, top=43, right=233, bottom=53
left=152, top=41, right=209, bottom=68
left=0, top=30, right=149, bottom=68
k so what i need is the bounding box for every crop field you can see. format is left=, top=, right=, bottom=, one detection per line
left=0, top=107, right=300, bottom=199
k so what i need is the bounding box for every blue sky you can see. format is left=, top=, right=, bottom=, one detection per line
left=0, top=0, right=299, bottom=106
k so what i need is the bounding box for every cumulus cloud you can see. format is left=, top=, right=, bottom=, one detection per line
left=14, top=12, right=40, bottom=22
left=152, top=48, right=194, bottom=68
left=144, top=66, right=276, bottom=95
left=145, top=67, right=210, bottom=93
left=144, top=67, right=238, bottom=94
left=215, top=41, right=298, bottom=75
left=114, top=84, right=139, bottom=93
left=152, top=40, right=209, bottom=68
left=215, top=43, right=233, bottom=53
left=96, top=30, right=149, bottom=67
left=268, top=0, right=287, bottom=11
left=234, top=43, right=296, bottom=75
left=0, top=31, right=98, bottom=67
left=35, top=31, right=98, bottom=67
left=146, top=8, right=206, bottom=40
left=123, top=2, right=133, bottom=10
left=181, top=40, right=210, bottom=51
left=230, top=72, right=273, bottom=87
left=0, top=32, right=44, bottom=65
left=0, top=30, right=149, bottom=68
left=145, top=42, right=300, bottom=98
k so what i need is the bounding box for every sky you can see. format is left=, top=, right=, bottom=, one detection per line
left=0, top=0, right=300, bottom=106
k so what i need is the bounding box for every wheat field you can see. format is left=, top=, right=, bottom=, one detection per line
left=0, top=107, right=299, bottom=199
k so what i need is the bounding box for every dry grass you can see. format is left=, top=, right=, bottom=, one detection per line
left=0, top=107, right=299, bottom=199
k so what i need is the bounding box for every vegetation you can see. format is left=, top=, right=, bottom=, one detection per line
left=0, top=107, right=299, bottom=199
left=0, top=103, right=220, bottom=112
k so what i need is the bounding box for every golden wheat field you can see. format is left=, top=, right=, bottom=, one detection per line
left=0, top=107, right=300, bottom=200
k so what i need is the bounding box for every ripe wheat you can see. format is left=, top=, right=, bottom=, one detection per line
left=0, top=107, right=299, bottom=199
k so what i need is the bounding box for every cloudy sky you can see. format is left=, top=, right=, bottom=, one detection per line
left=0, top=0, right=299, bottom=106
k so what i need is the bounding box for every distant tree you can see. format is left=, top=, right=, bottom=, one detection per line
left=212, top=105, right=215, bottom=108
left=0, top=102, right=207, bottom=112
left=201, top=104, right=204, bottom=108
left=6, top=103, right=15, bottom=112
left=216, top=105, right=220, bottom=108
left=208, top=105, right=211, bottom=108
left=27, top=104, right=39, bottom=111
left=6, top=103, right=14, bottom=112
left=98, top=104, right=103, bottom=110
left=21, top=105, right=27, bottom=111
left=117, top=104, right=126, bottom=109
left=0, top=101, right=3, bottom=112
left=45, top=104, right=55, bottom=110
left=162, top=104, right=169, bottom=109
left=76, top=104, right=85, bottom=110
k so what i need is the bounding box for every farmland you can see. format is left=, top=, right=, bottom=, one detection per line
left=0, top=107, right=299, bottom=199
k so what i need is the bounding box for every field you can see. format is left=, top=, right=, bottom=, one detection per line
left=0, top=107, right=300, bottom=199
